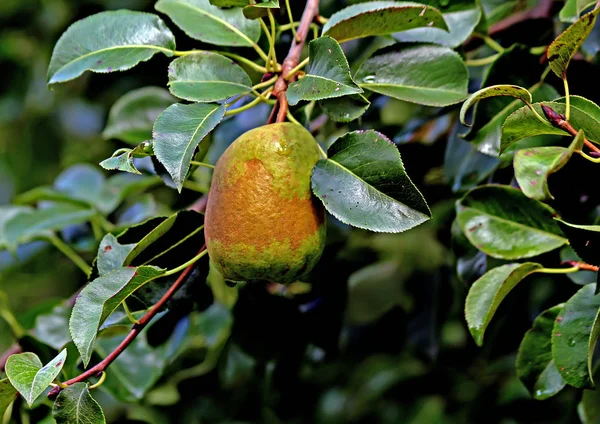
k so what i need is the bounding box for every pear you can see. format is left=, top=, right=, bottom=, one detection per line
left=205, top=123, right=326, bottom=284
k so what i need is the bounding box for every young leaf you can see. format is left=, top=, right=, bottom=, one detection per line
left=311, top=130, right=431, bottom=233
left=393, top=0, right=482, bottom=48
left=100, top=147, right=146, bottom=175
left=153, top=103, right=225, bottom=191
left=103, top=87, right=176, bottom=145
left=155, top=0, right=261, bottom=47
left=287, top=37, right=362, bottom=106
left=355, top=45, right=468, bottom=106
left=243, top=1, right=279, bottom=20
left=96, top=234, right=136, bottom=276
left=501, top=100, right=600, bottom=152
left=70, top=266, right=165, bottom=366
left=556, top=220, right=600, bottom=266
left=53, top=383, right=106, bottom=424
left=548, top=6, right=600, bottom=78
left=553, top=283, right=600, bottom=388
left=465, top=263, right=543, bottom=346
left=319, top=94, right=370, bottom=123
left=47, top=11, right=176, bottom=85
left=322, top=2, right=448, bottom=43
left=516, top=304, right=567, bottom=400
left=0, top=379, right=17, bottom=418
left=460, top=85, right=533, bottom=127
left=168, top=52, right=252, bottom=102
left=514, top=130, right=585, bottom=200
left=5, top=350, right=67, bottom=406
left=456, top=185, right=567, bottom=259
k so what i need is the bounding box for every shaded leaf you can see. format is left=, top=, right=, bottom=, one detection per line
left=243, top=1, right=279, bottom=20
left=48, top=11, right=176, bottom=84
left=548, top=6, right=600, bottom=78
left=53, top=383, right=105, bottom=424
left=465, top=263, right=542, bottom=346
left=5, top=350, right=67, bottom=406
left=168, top=52, right=251, bottom=102
left=553, top=283, right=600, bottom=388
left=31, top=303, right=72, bottom=351
left=516, top=304, right=567, bottom=399
left=311, top=130, right=430, bottom=233
left=70, top=266, right=165, bottom=366
left=287, top=37, right=362, bottom=106
left=319, top=94, right=370, bottom=122
left=153, top=103, right=225, bottom=191
left=96, top=234, right=136, bottom=276
left=556, top=220, right=600, bottom=266
left=0, top=206, right=33, bottom=249
left=514, top=130, right=585, bottom=200
left=322, top=1, right=448, bottom=43
left=460, top=85, right=532, bottom=127
left=456, top=185, right=567, bottom=259
left=355, top=45, right=468, bottom=106
left=103, top=87, right=175, bottom=145
left=155, top=0, right=261, bottom=47
left=560, top=0, right=596, bottom=22
left=0, top=379, right=17, bottom=419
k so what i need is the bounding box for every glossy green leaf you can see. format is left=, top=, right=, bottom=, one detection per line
left=501, top=101, right=600, bottom=152
left=5, top=350, right=67, bottom=406
left=153, top=103, right=224, bottom=191
left=456, top=185, right=567, bottom=259
left=155, top=0, right=261, bottom=47
left=516, top=304, right=567, bottom=399
left=70, top=266, right=165, bottom=366
left=560, top=0, right=596, bottom=22
left=466, top=263, right=542, bottom=346
left=53, top=383, right=106, bottom=424
left=311, top=130, right=430, bottom=233
left=355, top=45, right=468, bottom=106
left=553, top=283, right=600, bottom=388
left=287, top=37, right=362, bottom=106
left=514, top=130, right=585, bottom=200
left=0, top=379, right=17, bottom=419
left=96, top=234, right=136, bottom=276
left=556, top=220, right=600, bottom=266
left=319, top=94, right=370, bottom=122
left=460, top=85, right=532, bottom=127
left=168, top=52, right=251, bottom=102
left=392, top=0, right=481, bottom=47
left=243, top=1, right=279, bottom=20
left=48, top=11, right=175, bottom=85
left=548, top=7, right=600, bottom=78
left=322, top=1, right=448, bottom=43
left=103, top=87, right=175, bottom=145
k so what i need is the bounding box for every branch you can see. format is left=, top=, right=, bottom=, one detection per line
left=269, top=0, right=320, bottom=123
left=567, top=261, right=600, bottom=272
left=49, top=245, right=207, bottom=399
left=541, top=104, right=600, bottom=153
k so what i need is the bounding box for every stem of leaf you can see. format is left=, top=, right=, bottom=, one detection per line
left=88, top=372, right=106, bottom=390
left=0, top=309, right=25, bottom=339
left=539, top=266, right=579, bottom=274
left=189, top=161, right=215, bottom=169
left=268, top=10, right=278, bottom=67
left=525, top=103, right=551, bottom=126
left=216, top=51, right=269, bottom=74
left=259, top=18, right=275, bottom=71
left=48, top=235, right=91, bottom=276
left=578, top=151, right=600, bottom=163
left=90, top=218, right=103, bottom=241
left=285, top=0, right=300, bottom=41
left=563, top=77, right=571, bottom=121
left=122, top=301, right=140, bottom=325
left=474, top=33, right=504, bottom=53
left=285, top=57, right=310, bottom=80
left=464, top=53, right=501, bottom=67
left=163, top=249, right=209, bottom=277
left=253, top=75, right=278, bottom=91
left=225, top=95, right=266, bottom=116
left=286, top=110, right=302, bottom=126
left=316, top=15, right=328, bottom=24
left=182, top=180, right=206, bottom=193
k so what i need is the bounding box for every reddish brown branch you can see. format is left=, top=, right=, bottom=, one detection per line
left=541, top=104, right=600, bottom=153
left=48, top=245, right=207, bottom=399
left=270, top=0, right=321, bottom=123
left=567, top=261, right=600, bottom=272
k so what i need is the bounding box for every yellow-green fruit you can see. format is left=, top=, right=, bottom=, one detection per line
left=205, top=122, right=326, bottom=284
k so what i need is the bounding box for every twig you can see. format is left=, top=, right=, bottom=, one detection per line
left=269, top=0, right=321, bottom=124
left=48, top=245, right=207, bottom=399
left=567, top=261, right=600, bottom=272
left=541, top=104, right=600, bottom=153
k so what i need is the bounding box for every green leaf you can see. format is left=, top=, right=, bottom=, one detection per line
left=319, top=94, right=370, bottom=122
left=560, top=0, right=596, bottom=22
left=100, top=147, right=145, bottom=175
left=513, top=130, right=585, bottom=200
left=168, top=52, right=251, bottom=102
left=0, top=379, right=17, bottom=419
left=155, top=0, right=261, bottom=47
left=70, top=266, right=165, bottom=366
left=501, top=100, right=600, bottom=152
left=53, top=383, right=106, bottom=424
left=0, top=206, right=33, bottom=249
left=242, top=1, right=279, bottom=19
left=4, top=204, right=95, bottom=250
left=460, top=85, right=533, bottom=127
left=355, top=45, right=468, bottom=106
left=210, top=0, right=248, bottom=6
left=516, top=304, right=567, bottom=399
left=311, top=130, right=430, bottom=233
left=556, top=220, right=600, bottom=266
left=322, top=1, right=448, bottom=43
left=456, top=185, right=567, bottom=259
left=47, top=11, right=176, bottom=85
left=552, top=283, right=600, bottom=388
left=5, top=350, right=67, bottom=406
left=465, top=263, right=543, bottom=346
left=548, top=7, right=600, bottom=78
left=392, top=0, right=482, bottom=47
left=287, top=37, right=362, bottom=106
left=103, top=87, right=175, bottom=145
left=96, top=234, right=136, bottom=276
left=153, top=103, right=224, bottom=191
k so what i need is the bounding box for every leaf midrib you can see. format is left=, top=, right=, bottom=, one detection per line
left=359, top=82, right=464, bottom=96
left=169, top=81, right=250, bottom=89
